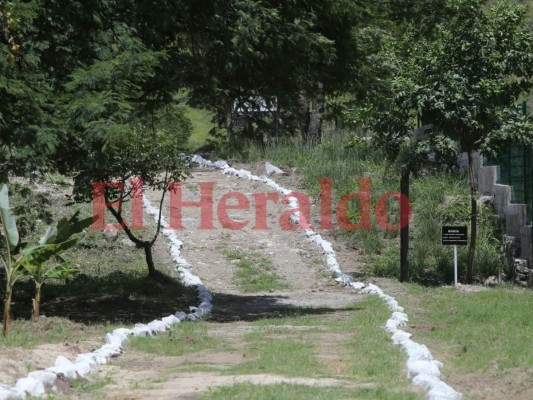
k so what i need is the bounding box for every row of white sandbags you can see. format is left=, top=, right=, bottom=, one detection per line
left=192, top=154, right=462, bottom=400
left=0, top=196, right=211, bottom=399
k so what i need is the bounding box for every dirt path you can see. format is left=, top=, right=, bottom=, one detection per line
left=163, top=167, right=360, bottom=315
left=84, top=166, right=389, bottom=399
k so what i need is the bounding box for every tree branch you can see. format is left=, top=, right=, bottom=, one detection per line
left=151, top=168, right=169, bottom=246
left=105, top=192, right=144, bottom=246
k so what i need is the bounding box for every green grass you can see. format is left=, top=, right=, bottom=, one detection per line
left=401, top=285, right=533, bottom=374
left=1, top=180, right=197, bottom=345
left=68, top=374, right=115, bottom=394
left=233, top=137, right=505, bottom=284
left=180, top=105, right=217, bottom=150
left=230, top=297, right=422, bottom=390
left=126, top=322, right=233, bottom=356
left=201, top=382, right=421, bottom=400
left=225, top=248, right=289, bottom=292
left=125, top=297, right=422, bottom=398
left=227, top=337, right=322, bottom=377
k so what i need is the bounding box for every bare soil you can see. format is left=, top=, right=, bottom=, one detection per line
left=2, top=165, right=526, bottom=399
left=84, top=166, right=373, bottom=399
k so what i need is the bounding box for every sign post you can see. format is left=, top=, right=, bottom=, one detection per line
left=453, top=244, right=458, bottom=287
left=442, top=226, right=468, bottom=287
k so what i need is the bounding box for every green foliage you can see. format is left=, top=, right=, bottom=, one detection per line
left=352, top=0, right=533, bottom=160
left=366, top=247, right=400, bottom=277
left=1, top=184, right=24, bottom=336
left=0, top=185, right=19, bottom=251
left=0, top=1, right=62, bottom=181
left=349, top=0, right=533, bottom=283
left=8, top=183, right=53, bottom=240
left=411, top=0, right=533, bottom=155
left=238, top=138, right=506, bottom=284
left=171, top=0, right=379, bottom=143
left=1, top=185, right=91, bottom=334
left=408, top=175, right=505, bottom=283
left=19, top=210, right=92, bottom=290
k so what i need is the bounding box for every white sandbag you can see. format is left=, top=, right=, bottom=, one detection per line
left=132, top=324, right=151, bottom=337
left=265, top=162, right=285, bottom=176
left=73, top=361, right=92, bottom=377
left=14, top=376, right=46, bottom=397
left=407, top=359, right=442, bottom=378
left=46, top=356, right=77, bottom=379
left=147, top=320, right=168, bottom=333
left=392, top=330, right=412, bottom=345
left=161, top=315, right=180, bottom=327
left=26, top=371, right=57, bottom=388
left=0, top=387, right=16, bottom=400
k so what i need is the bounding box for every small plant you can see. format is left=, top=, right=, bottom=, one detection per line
left=1, top=184, right=92, bottom=336
left=225, top=249, right=288, bottom=293
left=20, top=211, right=93, bottom=322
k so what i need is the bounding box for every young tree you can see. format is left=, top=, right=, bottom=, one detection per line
left=413, top=0, right=532, bottom=282
left=21, top=211, right=92, bottom=322
left=33, top=1, right=193, bottom=277
left=374, top=0, right=533, bottom=282
left=62, top=83, right=191, bottom=278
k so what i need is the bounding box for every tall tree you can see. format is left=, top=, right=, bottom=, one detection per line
left=165, top=0, right=377, bottom=145
left=373, top=0, right=533, bottom=283
left=0, top=1, right=59, bottom=181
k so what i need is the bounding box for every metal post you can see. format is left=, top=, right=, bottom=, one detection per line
left=454, top=245, right=458, bottom=287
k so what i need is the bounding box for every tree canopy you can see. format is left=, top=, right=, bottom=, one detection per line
left=364, top=0, right=533, bottom=282
left=1, top=0, right=532, bottom=281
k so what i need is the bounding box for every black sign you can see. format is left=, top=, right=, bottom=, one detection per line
left=442, top=226, right=468, bottom=245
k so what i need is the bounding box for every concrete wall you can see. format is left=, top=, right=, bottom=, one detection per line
left=474, top=152, right=533, bottom=263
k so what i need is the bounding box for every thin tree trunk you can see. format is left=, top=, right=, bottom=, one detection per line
left=467, top=151, right=477, bottom=283
left=105, top=182, right=167, bottom=279
left=107, top=204, right=156, bottom=277
left=400, top=167, right=410, bottom=282
left=143, top=241, right=156, bottom=278
left=298, top=93, right=310, bottom=145
left=106, top=204, right=143, bottom=246
left=32, top=284, right=42, bottom=322
left=3, top=287, right=12, bottom=337
left=225, top=99, right=235, bottom=143
left=306, top=85, right=325, bottom=147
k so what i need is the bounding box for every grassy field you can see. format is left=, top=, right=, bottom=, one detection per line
left=180, top=105, right=217, bottom=151
left=1, top=103, right=532, bottom=398
left=391, top=283, right=533, bottom=399
left=229, top=137, right=506, bottom=285
left=126, top=296, right=425, bottom=400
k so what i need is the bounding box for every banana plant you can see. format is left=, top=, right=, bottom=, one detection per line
left=19, top=211, right=92, bottom=322
left=1, top=185, right=21, bottom=337
left=29, top=260, right=79, bottom=322
left=1, top=184, right=93, bottom=336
